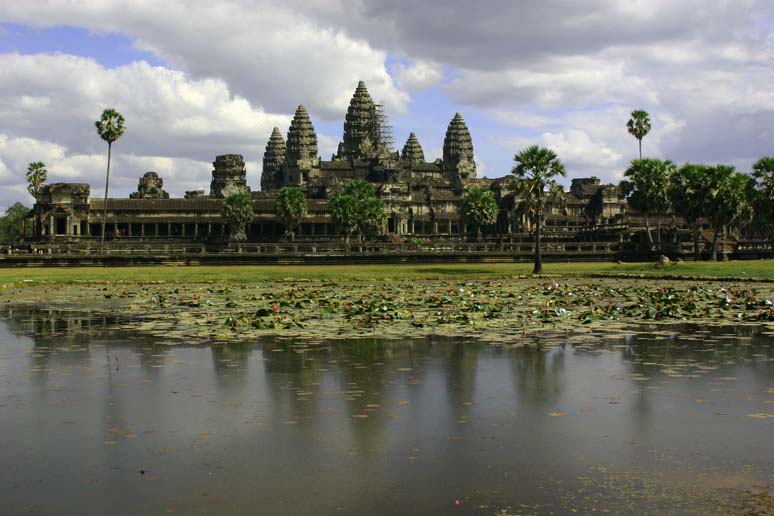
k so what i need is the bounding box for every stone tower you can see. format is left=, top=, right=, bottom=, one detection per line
left=209, top=154, right=249, bottom=198
left=443, top=113, right=476, bottom=179
left=339, top=81, right=376, bottom=160
left=286, top=105, right=318, bottom=167
left=261, top=127, right=286, bottom=191
left=130, top=171, right=169, bottom=199
left=401, top=132, right=425, bottom=164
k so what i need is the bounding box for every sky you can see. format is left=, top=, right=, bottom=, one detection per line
left=0, top=1, right=773, bottom=210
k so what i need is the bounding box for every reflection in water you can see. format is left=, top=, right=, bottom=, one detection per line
left=0, top=308, right=772, bottom=515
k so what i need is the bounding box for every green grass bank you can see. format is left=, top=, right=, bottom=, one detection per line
left=0, top=260, right=772, bottom=286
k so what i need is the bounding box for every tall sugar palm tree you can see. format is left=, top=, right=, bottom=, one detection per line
left=95, top=108, right=126, bottom=245
left=512, top=145, right=566, bottom=274
left=627, top=109, right=651, bottom=159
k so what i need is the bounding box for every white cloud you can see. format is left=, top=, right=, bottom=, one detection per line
left=0, top=0, right=409, bottom=118
left=394, top=60, right=443, bottom=92
left=0, top=53, right=297, bottom=205
left=0, top=132, right=217, bottom=206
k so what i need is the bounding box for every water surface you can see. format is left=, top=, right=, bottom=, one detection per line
left=1, top=309, right=772, bottom=515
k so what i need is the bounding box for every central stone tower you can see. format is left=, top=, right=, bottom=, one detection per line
left=338, top=81, right=377, bottom=160
left=442, top=113, right=476, bottom=180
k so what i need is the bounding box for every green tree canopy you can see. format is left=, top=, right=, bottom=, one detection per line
left=95, top=108, right=126, bottom=245
left=0, top=202, right=31, bottom=244
left=669, top=163, right=711, bottom=260
left=511, top=145, right=566, bottom=274
left=273, top=187, right=307, bottom=241
left=704, top=165, right=751, bottom=260
left=26, top=162, right=47, bottom=200
left=329, top=179, right=386, bottom=243
left=751, top=157, right=774, bottom=250
left=626, top=109, right=651, bottom=159
left=461, top=186, right=498, bottom=240
left=95, top=108, right=126, bottom=144
left=222, top=191, right=254, bottom=242
left=622, top=158, right=675, bottom=249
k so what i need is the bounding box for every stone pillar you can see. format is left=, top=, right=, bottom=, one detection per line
left=154, top=223, right=159, bottom=237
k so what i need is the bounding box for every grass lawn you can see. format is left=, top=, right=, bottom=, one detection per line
left=0, top=260, right=772, bottom=285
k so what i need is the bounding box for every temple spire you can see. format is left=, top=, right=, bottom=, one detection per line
left=261, top=127, right=286, bottom=191
left=339, top=81, right=376, bottom=160
left=443, top=112, right=476, bottom=179
left=286, top=105, right=318, bottom=166
left=401, top=132, right=425, bottom=163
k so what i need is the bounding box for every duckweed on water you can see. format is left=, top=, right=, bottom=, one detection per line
left=2, top=277, right=772, bottom=343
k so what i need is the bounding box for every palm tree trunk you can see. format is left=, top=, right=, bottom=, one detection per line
left=100, top=142, right=112, bottom=246
left=533, top=213, right=542, bottom=275
left=644, top=214, right=653, bottom=249
left=638, top=138, right=642, bottom=160
left=656, top=215, right=661, bottom=250
left=711, top=227, right=719, bottom=261
left=693, top=224, right=701, bottom=261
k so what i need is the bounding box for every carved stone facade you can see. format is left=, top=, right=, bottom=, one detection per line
left=401, top=133, right=425, bottom=164
left=261, top=127, right=286, bottom=192
left=209, top=154, right=249, bottom=198
left=338, top=80, right=377, bottom=160
left=130, top=171, right=169, bottom=199
left=29, top=81, right=629, bottom=243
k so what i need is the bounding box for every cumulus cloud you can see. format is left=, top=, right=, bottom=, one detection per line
left=0, top=52, right=300, bottom=206
left=0, top=133, right=216, bottom=208
left=1, top=0, right=773, bottom=195
left=0, top=53, right=290, bottom=158
left=394, top=60, right=443, bottom=92
left=0, top=0, right=409, bottom=118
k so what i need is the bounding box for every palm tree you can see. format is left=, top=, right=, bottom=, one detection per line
left=622, top=158, right=674, bottom=251
left=752, top=157, right=774, bottom=255
left=273, top=187, right=307, bottom=241
left=95, top=108, right=126, bottom=245
left=461, top=186, right=498, bottom=241
left=626, top=109, right=651, bottom=160
left=222, top=191, right=254, bottom=242
left=669, top=163, right=710, bottom=260
left=705, top=165, right=749, bottom=261
left=511, top=145, right=566, bottom=274
left=25, top=162, right=47, bottom=200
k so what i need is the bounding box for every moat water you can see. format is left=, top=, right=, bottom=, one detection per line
left=0, top=309, right=772, bottom=515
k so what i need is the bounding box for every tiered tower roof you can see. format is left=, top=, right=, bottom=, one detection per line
left=340, top=81, right=376, bottom=159
left=401, top=132, right=425, bottom=163
left=261, top=127, right=286, bottom=191
left=443, top=112, right=476, bottom=178
left=209, top=154, right=248, bottom=198
left=286, top=105, right=318, bottom=165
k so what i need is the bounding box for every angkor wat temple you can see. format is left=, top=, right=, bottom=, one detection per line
left=31, top=81, right=633, bottom=244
